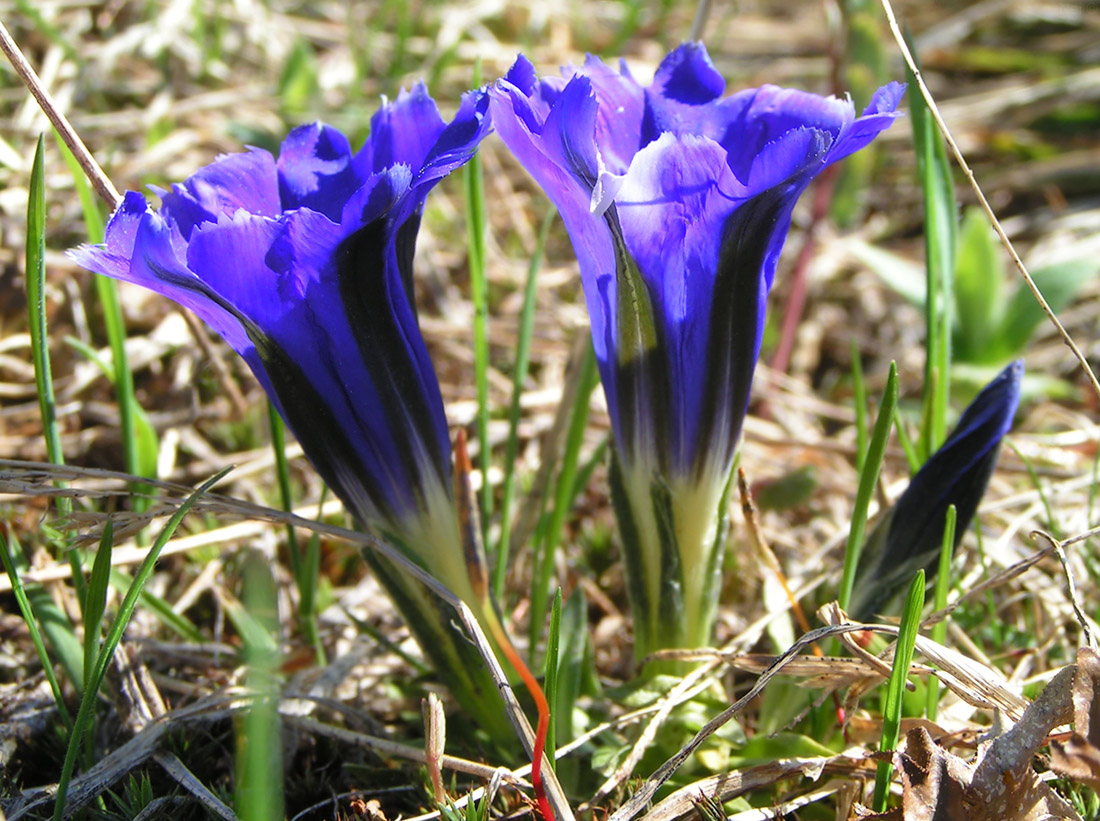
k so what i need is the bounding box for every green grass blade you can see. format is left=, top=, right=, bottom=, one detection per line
left=839, top=362, right=898, bottom=611
left=302, top=531, right=323, bottom=661
left=543, top=587, right=563, bottom=771
left=268, top=402, right=302, bottom=581
left=926, top=505, right=956, bottom=721
left=851, top=339, right=868, bottom=474
left=27, top=135, right=65, bottom=474
left=53, top=467, right=231, bottom=821
left=571, top=435, right=608, bottom=501
left=494, top=206, right=555, bottom=600
left=873, top=569, right=925, bottom=812
left=83, top=521, right=114, bottom=693
left=0, top=528, right=72, bottom=727
left=907, top=31, right=957, bottom=459
left=26, top=133, right=86, bottom=611
left=528, top=344, right=598, bottom=661
left=463, top=60, right=492, bottom=546
left=893, top=406, right=921, bottom=476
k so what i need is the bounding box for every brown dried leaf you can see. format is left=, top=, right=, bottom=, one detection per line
left=887, top=721, right=1082, bottom=821
left=894, top=728, right=971, bottom=821
left=1051, top=647, right=1100, bottom=790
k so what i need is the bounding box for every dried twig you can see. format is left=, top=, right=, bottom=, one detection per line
left=0, top=18, right=121, bottom=209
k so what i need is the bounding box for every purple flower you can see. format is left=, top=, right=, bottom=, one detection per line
left=491, top=43, right=903, bottom=655
left=72, top=87, right=514, bottom=739
left=850, top=360, right=1024, bottom=620
left=73, top=86, right=489, bottom=536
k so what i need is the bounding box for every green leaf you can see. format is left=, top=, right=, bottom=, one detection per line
left=997, top=259, right=1096, bottom=359
left=926, top=505, right=956, bottom=721
left=132, top=403, right=160, bottom=480
left=554, top=585, right=589, bottom=746
left=953, top=207, right=1004, bottom=362
left=845, top=238, right=926, bottom=306
left=728, top=732, right=835, bottom=767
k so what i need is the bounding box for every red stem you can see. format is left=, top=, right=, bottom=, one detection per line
left=490, top=621, right=553, bottom=820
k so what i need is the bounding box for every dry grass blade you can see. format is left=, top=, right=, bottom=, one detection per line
left=152, top=752, right=237, bottom=821
left=1031, top=529, right=1094, bottom=649
left=641, top=761, right=869, bottom=821
left=820, top=603, right=1029, bottom=718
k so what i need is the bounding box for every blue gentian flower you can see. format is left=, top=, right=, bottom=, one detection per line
left=490, top=43, right=904, bottom=657
left=850, top=360, right=1024, bottom=621
left=71, top=87, right=512, bottom=739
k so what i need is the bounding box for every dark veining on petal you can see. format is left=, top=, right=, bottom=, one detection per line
left=335, top=216, right=450, bottom=503
left=696, top=186, right=789, bottom=478
left=393, top=213, right=422, bottom=316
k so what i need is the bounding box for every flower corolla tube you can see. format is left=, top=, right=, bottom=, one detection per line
left=490, top=43, right=904, bottom=658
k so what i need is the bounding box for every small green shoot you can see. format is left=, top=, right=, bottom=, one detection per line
left=27, top=135, right=66, bottom=496
left=873, top=569, right=925, bottom=812
left=83, top=522, right=114, bottom=695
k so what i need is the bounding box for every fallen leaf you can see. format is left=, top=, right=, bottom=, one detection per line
left=1051, top=647, right=1100, bottom=791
